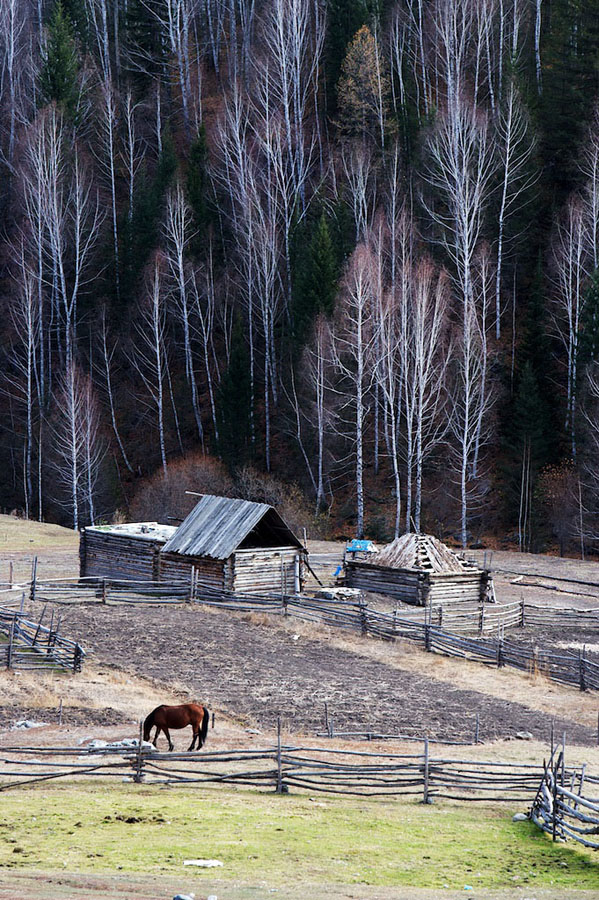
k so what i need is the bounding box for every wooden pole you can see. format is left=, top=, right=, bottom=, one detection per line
left=134, top=720, right=144, bottom=783
left=29, top=556, right=38, bottom=602
left=276, top=716, right=283, bottom=794
left=58, top=699, right=63, bottom=725
left=9, top=561, right=13, bottom=589
left=6, top=617, right=14, bottom=669
left=474, top=713, right=480, bottom=745
left=423, top=737, right=430, bottom=804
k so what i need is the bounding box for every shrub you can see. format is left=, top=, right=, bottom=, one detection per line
left=128, top=454, right=234, bottom=523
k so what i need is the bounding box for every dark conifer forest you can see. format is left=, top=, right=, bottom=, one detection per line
left=2, top=0, right=599, bottom=552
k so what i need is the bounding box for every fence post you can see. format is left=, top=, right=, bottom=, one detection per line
left=29, top=556, right=38, bottom=602
left=188, top=567, right=195, bottom=603
left=73, top=644, right=83, bottom=673
left=422, top=737, right=431, bottom=804
left=6, top=617, right=14, bottom=669
left=102, top=578, right=107, bottom=604
left=324, top=702, right=329, bottom=734
left=276, top=716, right=283, bottom=794
left=359, top=595, right=367, bottom=636
left=520, top=599, right=525, bottom=628
left=579, top=647, right=587, bottom=692
left=474, top=713, right=480, bottom=745
left=478, top=602, right=485, bottom=636
left=9, top=561, right=13, bottom=589
left=496, top=637, right=504, bottom=668
left=134, top=720, right=145, bottom=783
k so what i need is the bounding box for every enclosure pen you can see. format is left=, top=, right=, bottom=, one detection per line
left=15, top=573, right=599, bottom=689
left=0, top=742, right=552, bottom=803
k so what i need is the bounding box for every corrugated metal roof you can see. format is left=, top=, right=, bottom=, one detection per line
left=161, top=494, right=302, bottom=559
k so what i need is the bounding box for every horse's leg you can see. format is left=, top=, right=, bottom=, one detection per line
left=152, top=726, right=160, bottom=748
left=187, top=726, right=197, bottom=752
left=164, top=727, right=174, bottom=751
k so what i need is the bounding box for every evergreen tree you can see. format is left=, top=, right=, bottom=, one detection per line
left=124, top=0, right=167, bottom=90
left=536, top=0, right=599, bottom=207
left=39, top=1, right=81, bottom=120
left=119, top=130, right=178, bottom=308
left=292, top=214, right=338, bottom=350
left=579, top=269, right=599, bottom=370
left=218, top=314, right=252, bottom=467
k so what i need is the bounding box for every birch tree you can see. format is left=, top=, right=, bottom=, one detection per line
left=132, top=254, right=170, bottom=476
left=331, top=244, right=377, bottom=537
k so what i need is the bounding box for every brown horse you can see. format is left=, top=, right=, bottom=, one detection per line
left=143, top=702, right=209, bottom=752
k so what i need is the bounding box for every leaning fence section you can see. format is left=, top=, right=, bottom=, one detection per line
left=530, top=744, right=599, bottom=849
left=0, top=607, right=84, bottom=672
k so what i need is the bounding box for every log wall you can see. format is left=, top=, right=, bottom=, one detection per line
left=232, top=548, right=305, bottom=595
left=80, top=530, right=163, bottom=580
left=345, top=562, right=486, bottom=605
left=80, top=531, right=306, bottom=595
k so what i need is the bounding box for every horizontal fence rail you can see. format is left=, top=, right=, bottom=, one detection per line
left=0, top=741, right=552, bottom=802
left=22, top=575, right=599, bottom=691
left=531, top=744, right=599, bottom=849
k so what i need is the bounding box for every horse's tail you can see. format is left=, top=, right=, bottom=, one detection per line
left=199, top=706, right=210, bottom=748
left=142, top=710, right=155, bottom=742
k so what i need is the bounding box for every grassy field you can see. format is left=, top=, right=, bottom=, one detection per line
left=0, top=514, right=78, bottom=553
left=0, top=782, right=597, bottom=892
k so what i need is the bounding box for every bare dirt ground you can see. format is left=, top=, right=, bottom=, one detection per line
left=1, top=871, right=597, bottom=900
left=48, top=600, right=596, bottom=747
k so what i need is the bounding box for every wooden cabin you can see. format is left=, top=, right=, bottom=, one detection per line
left=80, top=495, right=308, bottom=595
left=79, top=522, right=176, bottom=581
left=344, top=533, right=492, bottom=606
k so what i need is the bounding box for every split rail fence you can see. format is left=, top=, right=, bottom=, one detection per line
left=530, top=744, right=599, bottom=849
left=0, top=739, right=552, bottom=803
left=21, top=575, right=599, bottom=691
left=0, top=607, right=84, bottom=672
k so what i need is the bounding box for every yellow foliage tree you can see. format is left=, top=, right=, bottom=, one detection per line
left=336, top=25, right=393, bottom=146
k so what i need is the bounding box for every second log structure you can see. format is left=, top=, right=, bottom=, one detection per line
left=344, top=533, right=493, bottom=605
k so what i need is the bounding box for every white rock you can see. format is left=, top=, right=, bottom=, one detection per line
left=12, top=720, right=45, bottom=730
left=515, top=731, right=533, bottom=741
left=512, top=813, right=529, bottom=822
left=183, top=859, right=223, bottom=868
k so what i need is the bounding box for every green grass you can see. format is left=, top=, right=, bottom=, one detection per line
left=0, top=783, right=598, bottom=890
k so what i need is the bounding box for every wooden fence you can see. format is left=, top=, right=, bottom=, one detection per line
left=530, top=744, right=599, bottom=849
left=0, top=607, right=85, bottom=672
left=0, top=738, right=552, bottom=803
left=23, top=576, right=599, bottom=692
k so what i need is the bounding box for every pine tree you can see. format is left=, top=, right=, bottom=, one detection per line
left=292, top=214, right=338, bottom=350
left=579, top=269, right=599, bottom=369
left=119, top=130, right=178, bottom=309
left=39, top=1, right=81, bottom=120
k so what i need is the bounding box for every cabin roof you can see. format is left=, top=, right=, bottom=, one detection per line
left=161, top=494, right=303, bottom=559
left=83, top=522, right=177, bottom=542
left=368, top=533, right=478, bottom=574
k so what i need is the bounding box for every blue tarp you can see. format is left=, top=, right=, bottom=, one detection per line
left=346, top=539, right=376, bottom=553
